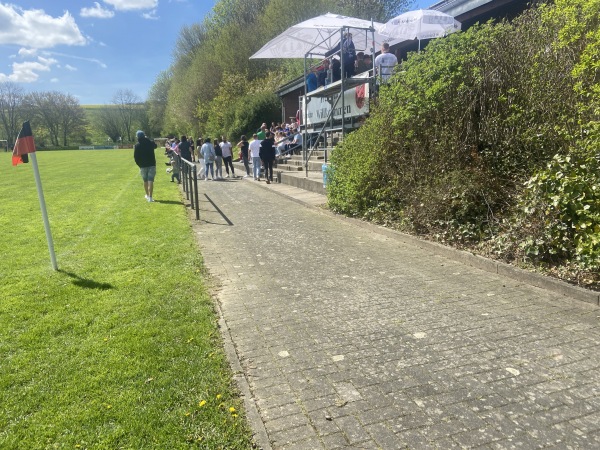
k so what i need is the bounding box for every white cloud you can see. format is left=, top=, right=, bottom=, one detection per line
left=0, top=56, right=58, bottom=82
left=103, top=0, right=158, bottom=11
left=81, top=2, right=115, bottom=19
left=65, top=64, right=77, bottom=71
left=0, top=4, right=86, bottom=48
left=50, top=78, right=59, bottom=83
left=42, top=50, right=108, bottom=69
left=18, top=48, right=37, bottom=57
left=142, top=9, right=159, bottom=20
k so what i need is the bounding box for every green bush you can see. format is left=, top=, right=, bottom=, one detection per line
left=328, top=1, right=600, bottom=286
left=503, top=153, right=600, bottom=271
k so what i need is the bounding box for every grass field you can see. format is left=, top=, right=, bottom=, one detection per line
left=0, top=150, right=253, bottom=448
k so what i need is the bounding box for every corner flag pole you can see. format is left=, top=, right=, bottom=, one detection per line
left=30, top=152, right=58, bottom=271
left=13, top=120, right=58, bottom=271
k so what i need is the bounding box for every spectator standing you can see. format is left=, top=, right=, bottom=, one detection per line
left=220, top=136, right=236, bottom=178
left=179, top=135, right=192, bottom=161
left=259, top=131, right=276, bottom=184
left=189, top=137, right=195, bottom=162
left=257, top=124, right=267, bottom=140
left=356, top=53, right=372, bottom=74
left=249, top=133, right=262, bottom=181
left=200, top=137, right=216, bottom=180
left=237, top=135, right=251, bottom=178
left=374, top=42, right=398, bottom=82
left=331, top=57, right=341, bottom=82
left=325, top=32, right=356, bottom=78
left=133, top=130, right=158, bottom=202
left=306, top=66, right=318, bottom=92
left=213, top=138, right=223, bottom=179
left=171, top=139, right=180, bottom=155
left=170, top=154, right=180, bottom=183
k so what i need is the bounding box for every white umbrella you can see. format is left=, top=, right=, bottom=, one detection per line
left=250, top=13, right=398, bottom=59
left=378, top=9, right=461, bottom=50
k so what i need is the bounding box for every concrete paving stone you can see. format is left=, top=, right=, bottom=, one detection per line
left=196, top=180, right=600, bottom=450
left=280, top=438, right=325, bottom=450
left=261, top=402, right=306, bottom=422
left=256, top=393, right=298, bottom=411
left=264, top=412, right=311, bottom=434
left=554, top=421, right=600, bottom=447
left=394, top=428, right=436, bottom=449
left=333, top=414, right=372, bottom=445
left=388, top=411, right=436, bottom=432
left=250, top=376, right=290, bottom=392
left=451, top=427, right=506, bottom=447
left=442, top=403, right=490, bottom=430
left=568, top=383, right=600, bottom=401
left=319, top=432, right=349, bottom=449
left=568, top=411, right=600, bottom=434
left=270, top=424, right=319, bottom=449
left=306, top=410, right=343, bottom=437
left=301, top=395, right=339, bottom=413
left=364, top=422, right=401, bottom=448
left=419, top=418, right=469, bottom=440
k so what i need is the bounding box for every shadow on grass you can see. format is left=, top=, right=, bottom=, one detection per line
left=153, top=199, right=184, bottom=205
left=59, top=270, right=114, bottom=290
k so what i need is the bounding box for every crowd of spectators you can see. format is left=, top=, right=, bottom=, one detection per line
left=306, top=41, right=399, bottom=92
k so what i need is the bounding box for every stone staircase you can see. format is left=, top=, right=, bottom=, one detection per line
left=231, top=149, right=332, bottom=196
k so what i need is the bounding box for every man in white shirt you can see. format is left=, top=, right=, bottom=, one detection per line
left=249, top=133, right=262, bottom=180
left=289, top=131, right=303, bottom=155
left=220, top=136, right=236, bottom=178
left=374, top=43, right=398, bottom=82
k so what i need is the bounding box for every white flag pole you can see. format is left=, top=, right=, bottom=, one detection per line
left=29, top=152, right=58, bottom=271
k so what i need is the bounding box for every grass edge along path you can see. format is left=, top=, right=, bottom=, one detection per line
left=0, top=150, right=254, bottom=449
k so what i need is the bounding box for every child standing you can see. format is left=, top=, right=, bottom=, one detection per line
left=170, top=154, right=180, bottom=183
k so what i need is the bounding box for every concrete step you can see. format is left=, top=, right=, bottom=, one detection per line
left=229, top=160, right=328, bottom=196
left=279, top=171, right=326, bottom=195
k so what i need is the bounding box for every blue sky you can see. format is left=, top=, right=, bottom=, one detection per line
left=0, top=0, right=432, bottom=105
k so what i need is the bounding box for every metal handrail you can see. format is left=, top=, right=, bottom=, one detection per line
left=176, top=155, right=200, bottom=220
left=304, top=93, right=342, bottom=176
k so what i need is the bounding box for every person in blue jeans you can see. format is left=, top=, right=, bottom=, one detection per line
left=259, top=131, right=276, bottom=184
left=248, top=133, right=262, bottom=181
left=200, top=137, right=216, bottom=180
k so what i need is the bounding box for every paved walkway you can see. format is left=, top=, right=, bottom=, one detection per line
left=193, top=177, right=600, bottom=450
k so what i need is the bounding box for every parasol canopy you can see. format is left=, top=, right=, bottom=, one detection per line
left=378, top=9, right=461, bottom=42
left=250, top=13, right=399, bottom=59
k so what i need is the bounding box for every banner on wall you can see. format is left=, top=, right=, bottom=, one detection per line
left=303, top=82, right=370, bottom=128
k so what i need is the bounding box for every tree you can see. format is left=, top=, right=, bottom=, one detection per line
left=147, top=70, right=171, bottom=136
left=25, top=91, right=87, bottom=147
left=0, top=82, right=25, bottom=147
left=112, top=89, right=142, bottom=143
left=58, top=94, right=87, bottom=146
left=96, top=106, right=124, bottom=143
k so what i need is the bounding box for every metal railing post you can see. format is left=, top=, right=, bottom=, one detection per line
left=192, top=165, right=199, bottom=220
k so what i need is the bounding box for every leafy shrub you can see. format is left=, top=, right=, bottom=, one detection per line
left=328, top=1, right=600, bottom=286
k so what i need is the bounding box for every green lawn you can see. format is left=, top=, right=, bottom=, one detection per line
left=0, top=150, right=253, bottom=449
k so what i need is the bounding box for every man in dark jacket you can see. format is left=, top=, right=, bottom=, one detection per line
left=178, top=135, right=191, bottom=161
left=133, top=130, right=158, bottom=202
left=259, top=131, right=276, bottom=184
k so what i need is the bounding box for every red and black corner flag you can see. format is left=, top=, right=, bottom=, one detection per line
left=12, top=121, right=36, bottom=166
